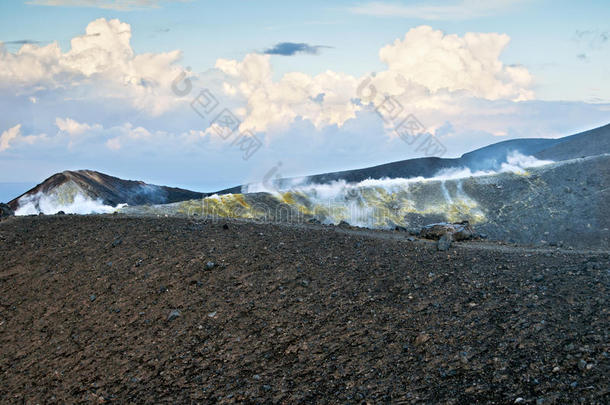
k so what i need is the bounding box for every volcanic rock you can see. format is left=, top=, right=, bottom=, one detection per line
left=437, top=233, right=453, bottom=251
left=0, top=203, right=14, bottom=219
left=420, top=221, right=475, bottom=241
left=167, top=309, right=181, bottom=322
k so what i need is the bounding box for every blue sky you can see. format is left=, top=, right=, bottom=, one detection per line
left=0, top=0, right=609, bottom=199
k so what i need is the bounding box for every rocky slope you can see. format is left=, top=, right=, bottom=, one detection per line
left=218, top=122, right=610, bottom=194
left=0, top=215, right=607, bottom=403
left=7, top=170, right=204, bottom=214
left=122, top=154, right=610, bottom=250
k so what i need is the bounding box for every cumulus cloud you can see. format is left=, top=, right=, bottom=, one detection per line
left=0, top=18, right=187, bottom=114
left=3, top=17, right=608, bottom=188
left=0, top=124, right=47, bottom=151
left=374, top=25, right=533, bottom=100
left=264, top=42, right=330, bottom=56
left=0, top=125, right=22, bottom=151
left=349, top=0, right=528, bottom=20
left=56, top=117, right=100, bottom=136
left=26, top=0, right=189, bottom=11
left=216, top=25, right=533, bottom=133
left=216, top=53, right=361, bottom=132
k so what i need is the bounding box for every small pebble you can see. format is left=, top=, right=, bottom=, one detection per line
left=167, top=309, right=181, bottom=322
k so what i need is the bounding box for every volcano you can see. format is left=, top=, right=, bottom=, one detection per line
left=5, top=123, right=610, bottom=250
left=7, top=170, right=204, bottom=214
left=219, top=122, right=610, bottom=194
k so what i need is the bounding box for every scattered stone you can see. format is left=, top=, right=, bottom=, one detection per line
left=437, top=233, right=453, bottom=251
left=159, top=285, right=168, bottom=293
left=167, top=309, right=181, bottom=322
left=208, top=311, right=217, bottom=318
left=414, top=332, right=430, bottom=345
left=407, top=236, right=416, bottom=242
left=253, top=374, right=261, bottom=381
left=111, top=237, right=122, bottom=247
left=578, top=359, right=587, bottom=370
left=205, top=261, right=215, bottom=270
left=514, top=398, right=525, bottom=404
left=0, top=203, right=14, bottom=219
left=421, top=221, right=474, bottom=241
left=262, top=384, right=271, bottom=392
left=89, top=294, right=96, bottom=302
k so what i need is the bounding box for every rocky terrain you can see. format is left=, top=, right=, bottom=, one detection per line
left=0, top=215, right=608, bottom=403
left=121, top=154, right=610, bottom=250
left=218, top=122, right=610, bottom=193
left=7, top=170, right=204, bottom=213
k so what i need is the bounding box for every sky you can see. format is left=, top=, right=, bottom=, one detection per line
left=0, top=0, right=609, bottom=200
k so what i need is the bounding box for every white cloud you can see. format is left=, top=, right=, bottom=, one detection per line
left=216, top=53, right=361, bottom=133
left=0, top=124, right=47, bottom=151
left=349, top=0, right=528, bottom=21
left=216, top=25, right=533, bottom=134
left=0, top=18, right=187, bottom=115
left=0, top=124, right=22, bottom=151
left=26, top=0, right=189, bottom=11
left=56, top=117, right=99, bottom=135
left=106, top=137, right=122, bottom=150
left=374, top=25, right=533, bottom=101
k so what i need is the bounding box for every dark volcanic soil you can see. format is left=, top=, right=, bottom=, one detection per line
left=0, top=215, right=608, bottom=404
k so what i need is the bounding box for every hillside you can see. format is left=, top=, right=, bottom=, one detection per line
left=7, top=170, right=204, bottom=213
left=217, top=122, right=610, bottom=194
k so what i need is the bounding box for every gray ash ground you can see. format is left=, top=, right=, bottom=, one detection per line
left=0, top=215, right=608, bottom=404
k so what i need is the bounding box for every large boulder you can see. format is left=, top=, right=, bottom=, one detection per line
left=0, top=203, right=15, bottom=219
left=419, top=221, right=475, bottom=241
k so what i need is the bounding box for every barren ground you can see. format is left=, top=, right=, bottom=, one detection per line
left=0, top=215, right=608, bottom=404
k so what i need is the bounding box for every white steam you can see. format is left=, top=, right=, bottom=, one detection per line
left=245, top=151, right=554, bottom=197
left=15, top=192, right=126, bottom=215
